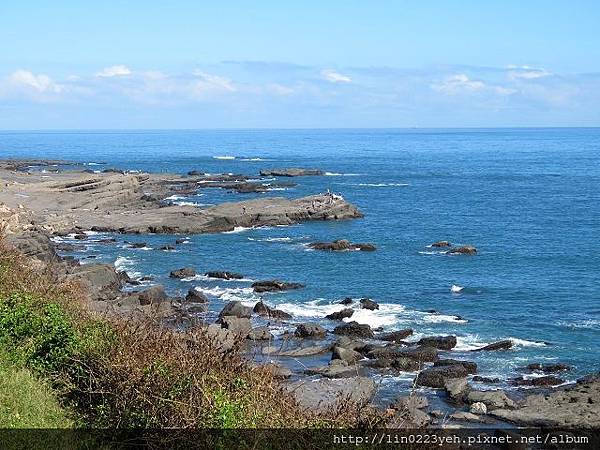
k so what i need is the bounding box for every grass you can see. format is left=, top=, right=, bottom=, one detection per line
left=0, top=236, right=385, bottom=433
left=0, top=351, right=72, bottom=428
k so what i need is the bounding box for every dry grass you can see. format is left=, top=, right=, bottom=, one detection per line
left=0, top=235, right=387, bottom=430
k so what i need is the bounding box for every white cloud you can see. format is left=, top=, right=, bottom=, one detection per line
left=321, top=69, right=352, bottom=83
left=96, top=65, right=132, bottom=77
left=507, top=65, right=552, bottom=81
left=0, top=70, right=67, bottom=102
left=191, top=70, right=237, bottom=92
left=431, top=74, right=485, bottom=94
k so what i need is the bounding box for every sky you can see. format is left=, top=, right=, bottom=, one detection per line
left=1, top=1, right=599, bottom=129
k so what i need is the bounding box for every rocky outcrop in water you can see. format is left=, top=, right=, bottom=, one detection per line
left=308, top=239, right=376, bottom=252
left=446, top=245, right=477, bottom=255
left=205, top=271, right=244, bottom=280
left=259, top=168, right=324, bottom=177
left=251, top=280, right=304, bottom=293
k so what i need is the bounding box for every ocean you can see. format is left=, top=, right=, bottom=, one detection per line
left=2, top=128, right=599, bottom=394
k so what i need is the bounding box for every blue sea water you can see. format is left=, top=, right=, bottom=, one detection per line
left=1, top=128, right=599, bottom=390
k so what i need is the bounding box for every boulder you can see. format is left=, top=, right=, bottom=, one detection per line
left=333, top=321, right=374, bottom=339
left=415, top=365, right=469, bottom=388
left=331, top=346, right=362, bottom=363
left=325, top=308, right=354, bottom=321
left=135, top=285, right=169, bottom=305
left=417, top=335, right=457, bottom=350
left=377, top=329, right=413, bottom=342
left=186, top=288, right=208, bottom=303
left=470, top=402, right=488, bottom=415
left=169, top=267, right=196, bottom=279
left=68, top=263, right=123, bottom=301
left=467, top=390, right=517, bottom=409
left=335, top=336, right=368, bottom=352
left=431, top=241, right=452, bottom=248
left=286, top=377, right=376, bottom=413
left=360, top=298, right=379, bottom=310
left=471, top=340, right=513, bottom=352
left=247, top=326, right=273, bottom=341
left=205, top=271, right=244, bottom=280
left=446, top=245, right=477, bottom=255
left=305, top=363, right=366, bottom=379
left=295, top=323, right=327, bottom=339
left=444, top=377, right=470, bottom=402
left=398, top=346, right=439, bottom=362
left=434, top=359, right=477, bottom=374
left=218, top=301, right=253, bottom=319
left=251, top=280, right=304, bottom=293
left=219, top=316, right=252, bottom=339
left=339, top=297, right=354, bottom=305
left=253, top=301, right=292, bottom=320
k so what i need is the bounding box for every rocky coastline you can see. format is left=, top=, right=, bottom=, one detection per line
left=1, top=159, right=599, bottom=430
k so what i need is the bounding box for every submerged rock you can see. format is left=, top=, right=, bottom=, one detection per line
left=251, top=280, right=304, bottom=293
left=471, top=340, right=513, bottom=352
left=360, top=298, right=379, bottom=310
left=308, top=239, right=376, bottom=252
left=446, top=245, right=477, bottom=255
left=205, top=271, right=244, bottom=280
left=259, top=168, right=324, bottom=177
left=325, top=308, right=354, bottom=321
left=169, top=267, right=196, bottom=279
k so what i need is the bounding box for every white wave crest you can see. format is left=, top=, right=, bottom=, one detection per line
left=422, top=313, right=467, bottom=324
left=509, top=337, right=548, bottom=348
left=213, top=155, right=236, bottom=160
left=451, top=284, right=464, bottom=293
left=114, top=256, right=141, bottom=278
left=194, top=285, right=259, bottom=304
left=355, top=183, right=409, bottom=187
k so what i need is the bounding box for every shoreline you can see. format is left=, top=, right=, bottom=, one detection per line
left=1, top=158, right=599, bottom=429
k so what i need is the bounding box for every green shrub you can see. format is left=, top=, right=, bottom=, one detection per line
left=0, top=293, right=78, bottom=373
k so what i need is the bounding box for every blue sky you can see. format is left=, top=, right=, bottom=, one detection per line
left=1, top=1, right=599, bottom=128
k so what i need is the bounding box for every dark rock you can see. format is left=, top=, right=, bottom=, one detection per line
left=360, top=298, right=379, bottom=310
left=325, top=308, right=354, bottom=321
left=431, top=241, right=452, bottom=248
left=218, top=301, right=253, bottom=319
left=186, top=288, right=208, bottom=303
left=251, top=280, right=304, bottom=293
left=160, top=245, right=176, bottom=251
left=126, top=279, right=141, bottom=286
left=526, top=363, right=571, bottom=373
left=308, top=239, right=376, bottom=252
left=417, top=335, right=457, bottom=350
left=295, top=323, right=327, bottom=339
left=135, top=285, right=169, bottom=306
left=205, top=271, right=244, bottom=280
left=471, top=340, right=513, bottom=352
left=377, top=329, right=413, bottom=342
left=98, top=238, right=117, bottom=243
left=512, top=376, right=565, bottom=387
left=169, top=267, right=196, bottom=279
left=140, top=276, right=154, bottom=282
left=339, top=297, right=353, bottom=305
left=399, top=346, right=439, bottom=362
left=252, top=301, right=292, bottom=320
left=187, top=170, right=205, bottom=176
left=434, top=359, right=477, bottom=374
left=175, top=238, right=187, bottom=244
left=472, top=376, right=501, bottom=384
left=333, top=321, right=374, bottom=339
left=415, top=365, right=469, bottom=388
left=74, top=233, right=88, bottom=240
left=446, top=245, right=477, bottom=255
left=127, top=242, right=147, bottom=249
left=259, top=168, right=324, bottom=177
